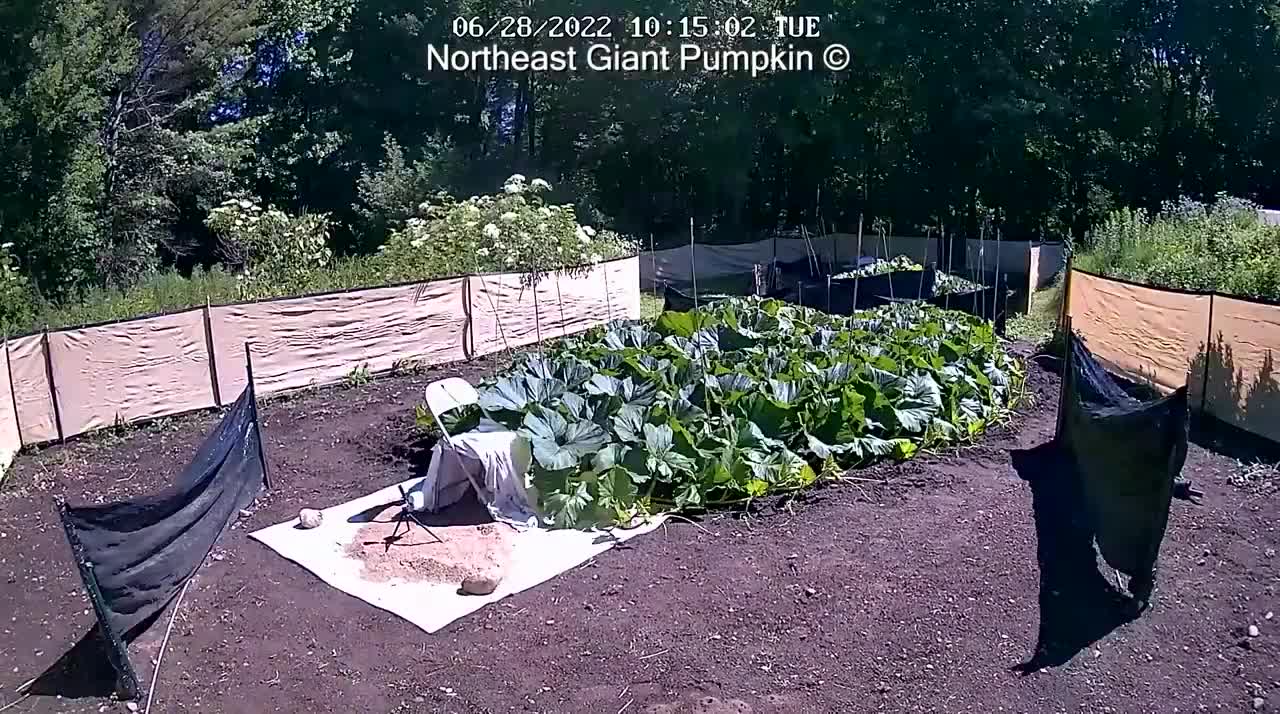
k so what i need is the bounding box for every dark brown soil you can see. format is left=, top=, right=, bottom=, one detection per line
left=1, top=352, right=1277, bottom=714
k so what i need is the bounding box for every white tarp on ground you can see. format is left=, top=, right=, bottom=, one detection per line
left=250, top=479, right=666, bottom=634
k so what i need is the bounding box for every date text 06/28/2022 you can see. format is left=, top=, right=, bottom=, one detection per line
left=426, top=42, right=852, bottom=76
left=449, top=15, right=823, bottom=40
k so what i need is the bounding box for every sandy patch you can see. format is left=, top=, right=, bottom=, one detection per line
left=344, top=504, right=512, bottom=585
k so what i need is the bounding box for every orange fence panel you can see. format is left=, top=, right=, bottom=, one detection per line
left=1202, top=295, right=1280, bottom=443
left=210, top=278, right=469, bottom=398
left=47, top=309, right=216, bottom=438
left=1068, top=271, right=1211, bottom=395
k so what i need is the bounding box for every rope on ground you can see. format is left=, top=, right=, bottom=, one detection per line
left=0, top=694, right=31, bottom=713
left=144, top=578, right=192, bottom=714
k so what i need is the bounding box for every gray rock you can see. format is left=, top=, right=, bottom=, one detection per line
left=298, top=509, right=323, bottom=529
left=461, top=569, right=502, bottom=596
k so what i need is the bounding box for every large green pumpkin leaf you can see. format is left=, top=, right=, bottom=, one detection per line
left=655, top=310, right=705, bottom=338
left=612, top=404, right=648, bottom=443
left=477, top=375, right=530, bottom=412
left=542, top=481, right=595, bottom=528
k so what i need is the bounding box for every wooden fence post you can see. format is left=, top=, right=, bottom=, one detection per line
left=245, top=342, right=271, bottom=490
left=42, top=327, right=65, bottom=443
left=203, top=298, right=223, bottom=408
left=1199, top=293, right=1216, bottom=417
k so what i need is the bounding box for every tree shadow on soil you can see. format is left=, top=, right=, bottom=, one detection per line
left=1009, top=442, right=1138, bottom=673
left=1187, top=334, right=1280, bottom=463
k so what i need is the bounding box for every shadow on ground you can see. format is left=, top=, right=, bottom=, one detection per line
left=1009, top=441, right=1139, bottom=673
left=22, top=627, right=121, bottom=701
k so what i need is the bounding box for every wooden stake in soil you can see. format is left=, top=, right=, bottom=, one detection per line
left=42, top=327, right=65, bottom=443
left=689, top=218, right=699, bottom=314
left=244, top=342, right=271, bottom=490
left=1056, top=315, right=1074, bottom=441
left=203, top=297, right=223, bottom=407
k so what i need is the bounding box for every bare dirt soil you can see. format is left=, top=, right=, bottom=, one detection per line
left=0, top=351, right=1277, bottom=714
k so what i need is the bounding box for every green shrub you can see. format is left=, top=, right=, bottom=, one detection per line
left=1078, top=195, right=1280, bottom=299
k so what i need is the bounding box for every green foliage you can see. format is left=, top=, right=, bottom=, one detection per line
left=461, top=297, right=1022, bottom=528
left=1079, top=195, right=1280, bottom=299
left=352, top=134, right=458, bottom=248
left=344, top=363, right=371, bottom=388
left=0, top=242, right=36, bottom=335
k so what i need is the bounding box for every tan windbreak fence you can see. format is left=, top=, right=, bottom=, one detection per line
left=0, top=257, right=641, bottom=469
left=1067, top=269, right=1280, bottom=444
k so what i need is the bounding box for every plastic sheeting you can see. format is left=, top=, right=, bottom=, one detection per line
left=210, top=278, right=469, bottom=398
left=1060, top=332, right=1188, bottom=607
left=1067, top=271, right=1211, bottom=395
left=49, top=310, right=216, bottom=438
left=58, top=384, right=266, bottom=699
left=640, top=235, right=1053, bottom=289
left=1201, top=296, right=1280, bottom=443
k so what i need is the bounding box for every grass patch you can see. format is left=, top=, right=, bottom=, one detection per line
left=1007, top=279, right=1063, bottom=347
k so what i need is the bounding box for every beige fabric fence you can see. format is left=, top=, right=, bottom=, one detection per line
left=0, top=257, right=641, bottom=472
left=210, top=278, right=469, bottom=399
left=1067, top=268, right=1280, bottom=445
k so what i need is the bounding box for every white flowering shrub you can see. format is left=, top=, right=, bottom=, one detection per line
left=378, top=174, right=637, bottom=286
left=206, top=198, right=333, bottom=297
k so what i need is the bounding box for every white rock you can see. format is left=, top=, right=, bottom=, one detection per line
left=1248, top=625, right=1261, bottom=638
left=1267, top=612, right=1275, bottom=621
left=1253, top=697, right=1266, bottom=710
left=298, top=509, right=323, bottom=529
left=461, top=569, right=502, bottom=595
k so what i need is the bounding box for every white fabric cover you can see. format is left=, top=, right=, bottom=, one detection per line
left=407, top=430, right=539, bottom=528
left=250, top=478, right=666, bottom=634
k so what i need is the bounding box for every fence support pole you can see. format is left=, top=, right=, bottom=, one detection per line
left=42, top=327, right=65, bottom=443
left=203, top=298, right=223, bottom=408
left=1199, top=293, right=1216, bottom=416
left=554, top=274, right=568, bottom=337
left=532, top=280, right=543, bottom=345
left=245, top=342, right=271, bottom=490
left=1056, top=315, right=1074, bottom=441
left=602, top=262, right=614, bottom=321
left=1058, top=256, right=1075, bottom=332
left=4, top=337, right=24, bottom=447
left=461, top=277, right=474, bottom=361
